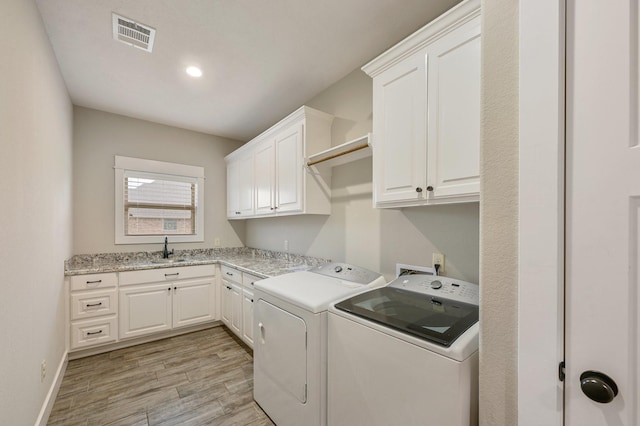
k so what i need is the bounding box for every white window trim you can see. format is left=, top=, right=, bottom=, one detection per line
left=114, top=156, right=205, bottom=244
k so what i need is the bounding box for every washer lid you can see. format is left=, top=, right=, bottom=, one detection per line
left=334, top=286, right=478, bottom=347
left=255, top=271, right=384, bottom=313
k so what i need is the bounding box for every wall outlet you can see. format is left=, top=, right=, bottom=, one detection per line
left=284, top=240, right=289, bottom=251
left=432, top=253, right=445, bottom=274
left=41, top=360, right=46, bottom=382
left=214, top=237, right=221, bottom=247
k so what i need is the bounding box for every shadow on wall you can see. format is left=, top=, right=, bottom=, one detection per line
left=379, top=203, right=480, bottom=283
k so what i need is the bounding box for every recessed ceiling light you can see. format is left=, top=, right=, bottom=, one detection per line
left=186, top=66, right=203, bottom=77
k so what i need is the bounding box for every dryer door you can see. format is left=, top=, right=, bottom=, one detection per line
left=254, top=299, right=307, bottom=406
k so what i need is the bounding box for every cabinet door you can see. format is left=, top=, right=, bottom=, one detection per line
left=275, top=123, right=304, bottom=213
left=254, top=138, right=276, bottom=216
left=226, top=160, right=240, bottom=218
left=221, top=280, right=233, bottom=327
left=119, top=283, right=172, bottom=339
left=242, top=288, right=254, bottom=348
left=230, top=283, right=243, bottom=337
left=237, top=153, right=255, bottom=216
left=373, top=52, right=427, bottom=205
left=173, top=276, right=215, bottom=329
left=426, top=16, right=481, bottom=200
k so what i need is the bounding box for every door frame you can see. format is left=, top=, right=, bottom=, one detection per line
left=518, top=1, right=565, bottom=425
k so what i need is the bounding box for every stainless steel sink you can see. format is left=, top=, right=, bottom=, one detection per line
left=151, top=259, right=187, bottom=264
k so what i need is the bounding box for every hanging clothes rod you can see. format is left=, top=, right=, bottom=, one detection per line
left=306, top=134, right=371, bottom=168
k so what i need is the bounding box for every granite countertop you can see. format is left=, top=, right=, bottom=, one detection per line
left=65, top=247, right=330, bottom=279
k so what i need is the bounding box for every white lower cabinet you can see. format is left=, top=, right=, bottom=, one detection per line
left=69, top=273, right=119, bottom=350
left=220, top=265, right=261, bottom=349
left=119, top=265, right=216, bottom=340
left=119, top=282, right=173, bottom=339
left=242, top=288, right=255, bottom=347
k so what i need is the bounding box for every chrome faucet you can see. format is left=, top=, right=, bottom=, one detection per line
left=163, top=236, right=174, bottom=259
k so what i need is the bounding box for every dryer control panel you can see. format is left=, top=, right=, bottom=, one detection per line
left=389, top=275, right=479, bottom=306
left=310, top=263, right=383, bottom=285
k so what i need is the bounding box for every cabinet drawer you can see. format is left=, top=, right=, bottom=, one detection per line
left=70, top=273, right=117, bottom=291
left=70, top=316, right=117, bottom=349
left=242, top=272, right=263, bottom=289
left=221, top=265, right=242, bottom=284
left=119, top=264, right=216, bottom=286
left=70, top=289, right=117, bottom=321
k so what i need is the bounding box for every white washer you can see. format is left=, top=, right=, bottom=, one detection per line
left=328, top=274, right=479, bottom=426
left=253, top=263, right=386, bottom=426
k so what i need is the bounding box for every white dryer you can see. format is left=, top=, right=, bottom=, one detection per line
left=328, top=274, right=479, bottom=426
left=253, top=263, right=386, bottom=426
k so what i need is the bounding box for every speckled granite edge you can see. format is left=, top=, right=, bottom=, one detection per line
left=64, top=247, right=330, bottom=277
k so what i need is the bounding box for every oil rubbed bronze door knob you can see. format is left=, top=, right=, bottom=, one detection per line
left=580, top=371, right=618, bottom=403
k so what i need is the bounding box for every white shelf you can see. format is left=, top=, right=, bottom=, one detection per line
left=306, top=133, right=371, bottom=169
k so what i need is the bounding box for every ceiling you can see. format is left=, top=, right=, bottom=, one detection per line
left=35, top=0, right=461, bottom=141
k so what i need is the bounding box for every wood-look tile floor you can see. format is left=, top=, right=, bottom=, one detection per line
left=48, top=326, right=275, bottom=426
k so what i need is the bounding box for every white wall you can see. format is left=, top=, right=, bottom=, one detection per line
left=246, top=69, right=480, bottom=283
left=0, top=0, right=73, bottom=424
left=73, top=107, right=245, bottom=254
left=479, top=0, right=519, bottom=424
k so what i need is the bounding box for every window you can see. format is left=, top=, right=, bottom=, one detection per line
left=115, top=156, right=205, bottom=244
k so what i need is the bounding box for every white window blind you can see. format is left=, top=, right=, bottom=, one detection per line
left=115, top=156, right=205, bottom=244
left=124, top=171, right=197, bottom=236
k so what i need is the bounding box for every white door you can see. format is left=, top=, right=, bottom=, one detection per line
left=372, top=52, right=427, bottom=205
left=254, top=138, right=276, bottom=215
left=237, top=153, right=255, bottom=216
left=275, top=123, right=304, bottom=213
left=173, top=277, right=215, bottom=329
left=242, top=288, right=254, bottom=348
left=221, top=280, right=232, bottom=327
left=226, top=160, right=240, bottom=218
left=426, top=15, right=481, bottom=200
left=119, top=283, right=172, bottom=339
left=565, top=1, right=639, bottom=424
left=254, top=299, right=307, bottom=406
left=230, top=283, right=243, bottom=336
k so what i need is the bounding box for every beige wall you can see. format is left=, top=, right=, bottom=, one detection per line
left=245, top=69, right=480, bottom=283
left=72, top=107, right=245, bottom=254
left=479, top=0, right=519, bottom=424
left=0, top=0, right=73, bottom=423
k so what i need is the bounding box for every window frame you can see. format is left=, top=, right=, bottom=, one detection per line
left=114, top=156, right=205, bottom=244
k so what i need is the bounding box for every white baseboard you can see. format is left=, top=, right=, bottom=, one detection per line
left=35, top=351, right=68, bottom=426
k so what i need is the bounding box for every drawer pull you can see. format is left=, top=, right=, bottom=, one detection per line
left=85, top=302, right=103, bottom=308
left=86, top=330, right=103, bottom=336
left=226, top=272, right=234, bottom=276
left=226, top=286, right=232, bottom=290
left=165, top=273, right=180, bottom=277
left=250, top=299, right=254, bottom=303
left=86, top=280, right=102, bottom=286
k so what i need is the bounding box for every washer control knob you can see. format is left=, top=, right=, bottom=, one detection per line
left=430, top=280, right=443, bottom=289
left=334, top=265, right=343, bottom=273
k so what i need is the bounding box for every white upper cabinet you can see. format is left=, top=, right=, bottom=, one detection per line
left=275, top=122, right=304, bottom=213
left=225, top=106, right=334, bottom=219
left=363, top=0, right=481, bottom=208
left=226, top=148, right=254, bottom=218
left=254, top=138, right=276, bottom=216
left=372, top=53, right=427, bottom=204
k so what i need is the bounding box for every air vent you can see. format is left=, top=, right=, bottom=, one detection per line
left=112, top=13, right=156, bottom=52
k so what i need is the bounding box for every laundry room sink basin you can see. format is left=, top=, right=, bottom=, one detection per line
left=151, top=259, right=187, bottom=264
